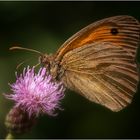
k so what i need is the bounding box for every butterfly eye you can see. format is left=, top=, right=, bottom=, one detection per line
left=39, top=55, right=48, bottom=64
left=110, top=28, right=119, bottom=35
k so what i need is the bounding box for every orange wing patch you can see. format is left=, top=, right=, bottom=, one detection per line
left=56, top=16, right=140, bottom=60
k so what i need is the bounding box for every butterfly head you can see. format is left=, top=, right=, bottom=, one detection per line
left=39, top=54, right=47, bottom=64
left=39, top=54, right=51, bottom=68
left=39, top=54, right=60, bottom=78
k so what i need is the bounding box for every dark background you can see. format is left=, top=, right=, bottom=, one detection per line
left=0, top=1, right=140, bottom=139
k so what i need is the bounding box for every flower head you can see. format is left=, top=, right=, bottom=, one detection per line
left=5, top=66, right=65, bottom=118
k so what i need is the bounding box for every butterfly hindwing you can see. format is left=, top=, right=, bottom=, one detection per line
left=60, top=42, right=139, bottom=111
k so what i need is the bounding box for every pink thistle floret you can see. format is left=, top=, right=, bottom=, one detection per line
left=6, top=66, right=65, bottom=118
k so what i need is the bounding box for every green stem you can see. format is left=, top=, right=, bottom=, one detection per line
left=5, top=133, right=14, bottom=140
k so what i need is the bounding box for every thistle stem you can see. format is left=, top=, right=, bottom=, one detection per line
left=5, top=133, right=14, bottom=140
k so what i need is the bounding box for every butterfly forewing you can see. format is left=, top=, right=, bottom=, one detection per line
left=55, top=15, right=140, bottom=111
left=56, top=15, right=140, bottom=60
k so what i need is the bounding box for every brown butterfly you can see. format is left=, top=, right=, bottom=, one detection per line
left=11, top=15, right=140, bottom=112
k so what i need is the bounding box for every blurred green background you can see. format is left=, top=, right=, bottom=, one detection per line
left=0, top=1, right=140, bottom=139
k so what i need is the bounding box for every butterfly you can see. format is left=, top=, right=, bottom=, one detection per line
left=11, top=15, right=140, bottom=112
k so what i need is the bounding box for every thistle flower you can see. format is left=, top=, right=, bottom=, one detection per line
left=5, top=66, right=65, bottom=118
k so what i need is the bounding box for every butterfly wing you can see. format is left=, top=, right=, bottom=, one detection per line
left=60, top=42, right=139, bottom=111
left=56, top=15, right=140, bottom=60
left=55, top=15, right=140, bottom=111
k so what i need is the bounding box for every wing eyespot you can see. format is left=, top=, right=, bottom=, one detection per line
left=110, top=28, right=119, bottom=35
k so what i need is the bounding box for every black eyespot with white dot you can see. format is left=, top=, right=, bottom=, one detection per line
left=110, top=28, right=119, bottom=35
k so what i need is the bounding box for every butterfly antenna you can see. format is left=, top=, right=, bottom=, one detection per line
left=9, top=46, right=43, bottom=56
